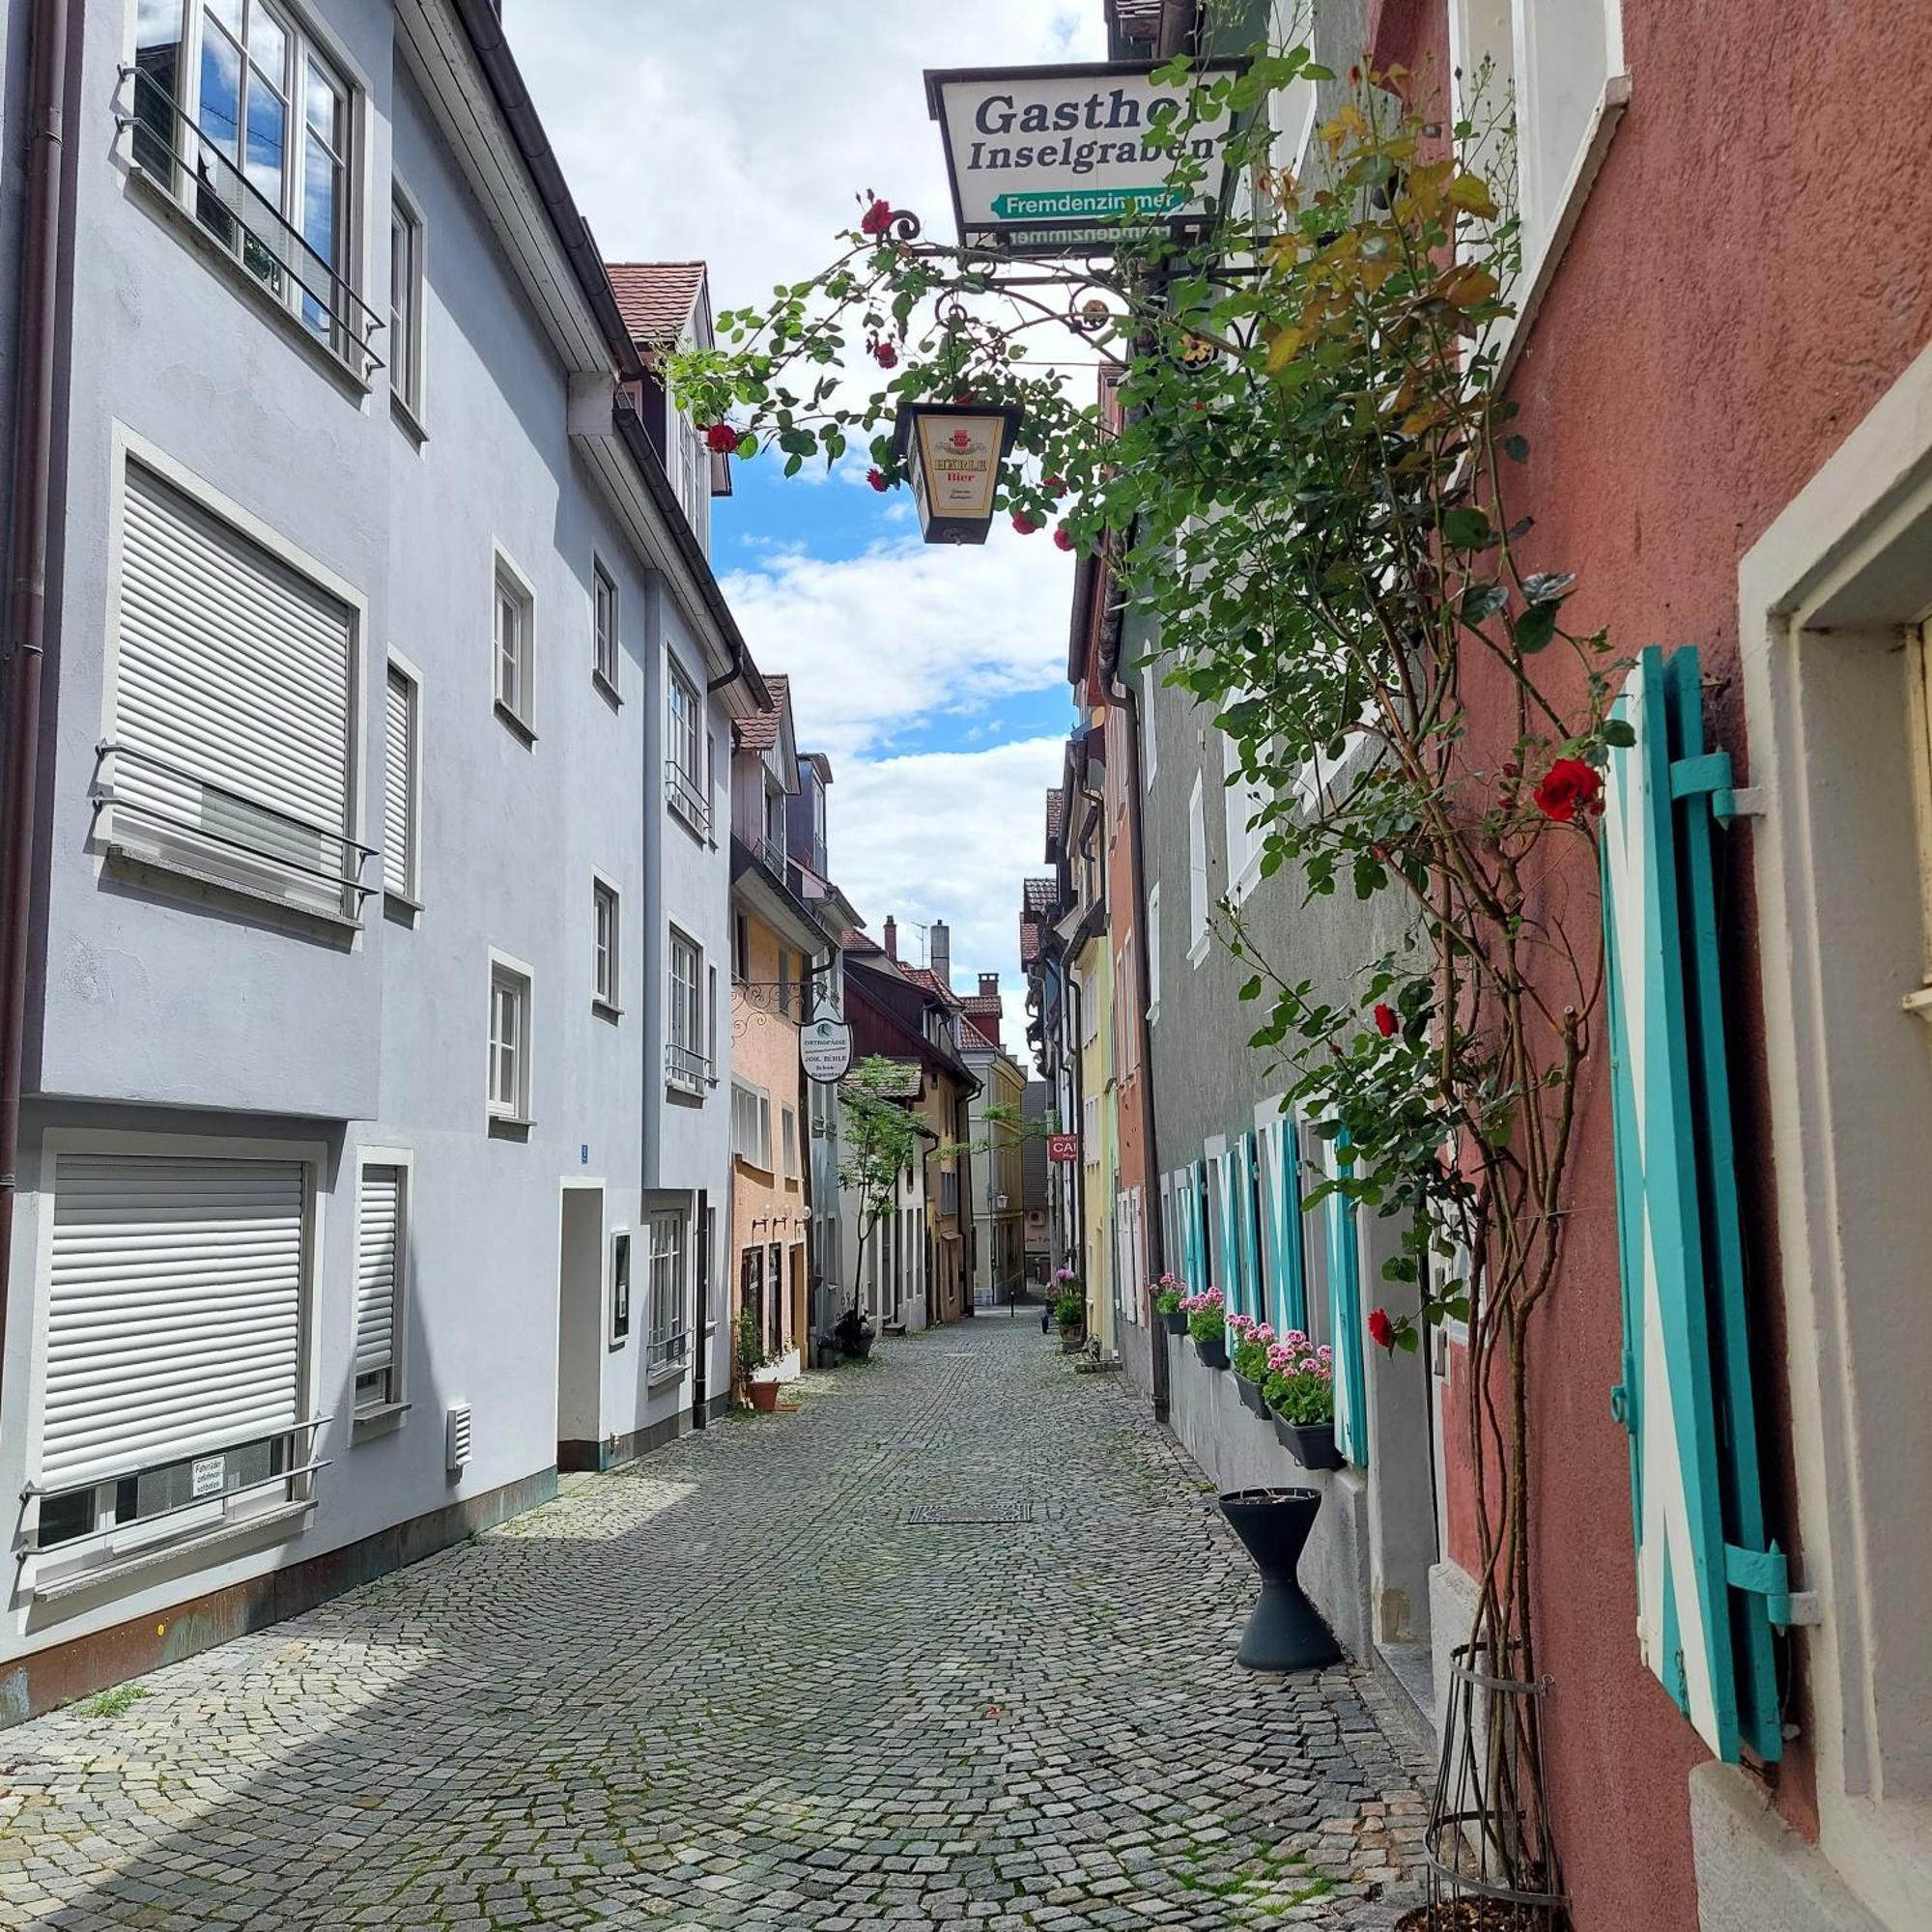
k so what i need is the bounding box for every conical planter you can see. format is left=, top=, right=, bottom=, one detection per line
left=1219, top=1488, right=1341, bottom=1672
left=1272, top=1411, right=1345, bottom=1470
left=1235, top=1372, right=1268, bottom=1417
left=1193, top=1332, right=1229, bottom=1371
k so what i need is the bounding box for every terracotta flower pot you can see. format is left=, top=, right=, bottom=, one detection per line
left=749, top=1380, right=781, bottom=1413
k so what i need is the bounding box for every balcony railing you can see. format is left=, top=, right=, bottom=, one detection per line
left=117, top=68, right=384, bottom=384
left=92, top=740, right=378, bottom=922
left=665, top=1041, right=714, bottom=1094
left=665, top=759, right=712, bottom=839
left=757, top=833, right=787, bottom=878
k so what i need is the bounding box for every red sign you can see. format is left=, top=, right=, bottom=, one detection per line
left=1048, top=1133, right=1079, bottom=1164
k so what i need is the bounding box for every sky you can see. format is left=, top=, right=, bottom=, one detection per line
left=506, top=2, right=1110, bottom=1005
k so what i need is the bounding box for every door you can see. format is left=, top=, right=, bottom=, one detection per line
left=555, top=1185, right=604, bottom=1471
left=692, top=1190, right=710, bottom=1426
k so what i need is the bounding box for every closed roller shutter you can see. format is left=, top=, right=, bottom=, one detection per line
left=382, top=668, right=414, bottom=896
left=355, top=1165, right=402, bottom=1384
left=42, top=1154, right=306, bottom=1490
left=114, top=461, right=354, bottom=897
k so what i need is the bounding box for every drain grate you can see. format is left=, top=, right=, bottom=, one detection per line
left=903, top=1501, right=1035, bottom=1525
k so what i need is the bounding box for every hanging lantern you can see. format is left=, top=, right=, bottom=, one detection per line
left=893, top=400, right=1023, bottom=545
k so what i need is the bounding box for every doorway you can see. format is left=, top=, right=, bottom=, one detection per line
left=555, top=1183, right=605, bottom=1471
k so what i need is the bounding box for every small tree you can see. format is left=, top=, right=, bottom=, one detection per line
left=837, top=1055, right=926, bottom=1328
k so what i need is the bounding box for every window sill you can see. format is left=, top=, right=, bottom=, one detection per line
left=668, top=797, right=711, bottom=847
left=383, top=887, right=422, bottom=924
left=647, top=1358, right=689, bottom=1390
left=735, top=1155, right=776, bottom=1178
left=30, top=1498, right=315, bottom=1606
left=488, top=1114, right=532, bottom=1142
left=495, top=699, right=537, bottom=747
left=390, top=391, right=428, bottom=448
left=351, top=1401, right=410, bottom=1444
left=101, top=837, right=363, bottom=943
left=608, top=1330, right=631, bottom=1352
left=591, top=998, right=623, bottom=1024
left=1148, top=1003, right=1161, bottom=1028
left=1188, top=934, right=1211, bottom=970
left=125, top=164, right=372, bottom=402
left=592, top=668, right=623, bottom=709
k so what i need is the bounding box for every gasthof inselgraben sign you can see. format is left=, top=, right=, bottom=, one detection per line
left=924, top=61, right=1244, bottom=257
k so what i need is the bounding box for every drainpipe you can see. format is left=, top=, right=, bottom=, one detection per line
left=1065, top=960, right=1086, bottom=1318
left=0, top=0, right=71, bottom=1416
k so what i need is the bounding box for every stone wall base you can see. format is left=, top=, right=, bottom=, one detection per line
left=1690, top=1765, right=1888, bottom=1932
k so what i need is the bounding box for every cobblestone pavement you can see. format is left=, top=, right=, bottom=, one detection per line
left=0, top=1320, right=1429, bottom=1930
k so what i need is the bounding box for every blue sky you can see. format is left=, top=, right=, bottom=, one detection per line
left=508, top=2, right=1105, bottom=1001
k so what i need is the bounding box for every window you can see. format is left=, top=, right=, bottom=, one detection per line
left=1224, top=722, right=1268, bottom=902
left=732, top=1080, right=772, bottom=1169
left=592, top=879, right=619, bottom=1013
left=488, top=956, right=531, bottom=1124
left=26, top=1145, right=318, bottom=1568
left=389, top=192, right=423, bottom=422
left=130, top=2, right=370, bottom=375
left=104, top=455, right=361, bottom=921
left=1142, top=660, right=1158, bottom=785
left=355, top=1159, right=407, bottom=1412
left=1118, top=933, right=1138, bottom=1082
left=940, top=1166, right=959, bottom=1218
left=781, top=1105, right=798, bottom=1179
left=1187, top=772, right=1210, bottom=964
left=733, top=913, right=750, bottom=981
left=494, top=557, right=533, bottom=732
left=1083, top=1094, right=1101, bottom=1167
left=647, top=1211, right=688, bottom=1373
left=1147, top=885, right=1161, bottom=1020
left=610, top=1230, right=632, bottom=1344
left=674, top=416, right=712, bottom=555
left=592, top=560, right=619, bottom=695
left=666, top=659, right=707, bottom=835
left=667, top=928, right=707, bottom=1092
left=383, top=659, right=419, bottom=903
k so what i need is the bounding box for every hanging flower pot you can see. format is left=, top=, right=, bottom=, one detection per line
left=1273, top=1411, right=1344, bottom=1469
left=1218, top=1488, right=1341, bottom=1672
left=1180, top=1288, right=1227, bottom=1368
left=1161, top=1308, right=1189, bottom=1338
left=1236, top=1371, right=1269, bottom=1418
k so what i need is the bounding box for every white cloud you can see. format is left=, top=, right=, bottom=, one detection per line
left=721, top=535, right=1073, bottom=762
left=832, top=737, right=1065, bottom=1003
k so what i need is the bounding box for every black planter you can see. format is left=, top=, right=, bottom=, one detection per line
left=1192, top=1330, right=1229, bottom=1372
left=1218, top=1487, right=1342, bottom=1672
left=1235, top=1372, right=1268, bottom=1418
left=1160, top=1308, right=1188, bottom=1337
left=1271, top=1411, right=1345, bottom=1470
left=838, top=1324, right=875, bottom=1362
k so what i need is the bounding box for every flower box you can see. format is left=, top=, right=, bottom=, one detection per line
left=1193, top=1332, right=1229, bottom=1372
left=1272, top=1412, right=1344, bottom=1470
left=1160, top=1309, right=1188, bottom=1337
left=1235, top=1371, right=1269, bottom=1417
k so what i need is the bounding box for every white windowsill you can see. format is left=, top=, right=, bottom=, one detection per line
left=668, top=790, right=710, bottom=845
left=383, top=887, right=422, bottom=923
left=1188, top=933, right=1211, bottom=970
left=101, top=834, right=362, bottom=940
left=30, top=1499, right=315, bottom=1605
left=495, top=699, right=537, bottom=746
left=592, top=668, right=622, bottom=708
left=647, top=1359, right=689, bottom=1389
left=488, top=1113, right=532, bottom=1141
left=591, top=997, right=622, bottom=1024
left=351, top=1401, right=410, bottom=1443
left=390, top=391, right=428, bottom=448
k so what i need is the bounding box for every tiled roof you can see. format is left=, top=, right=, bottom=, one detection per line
left=1045, top=788, right=1065, bottom=851
left=959, top=1017, right=1002, bottom=1053
left=842, top=1061, right=921, bottom=1100
left=736, top=672, right=790, bottom=753
left=897, top=964, right=964, bottom=1010
left=962, top=993, right=1002, bottom=1020
left=607, top=261, right=706, bottom=347
left=1023, top=877, right=1056, bottom=916
left=1020, top=922, right=1040, bottom=967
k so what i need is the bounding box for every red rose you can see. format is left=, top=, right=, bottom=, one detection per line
left=704, top=422, right=739, bottom=455
left=1531, top=756, right=1603, bottom=823
left=1011, top=513, right=1039, bottom=535
left=873, top=342, right=898, bottom=369
left=1374, top=1002, right=1398, bottom=1038
left=1042, top=474, right=1067, bottom=496
left=1053, top=526, right=1074, bottom=552
left=860, top=198, right=895, bottom=239
left=867, top=468, right=889, bottom=492
left=1368, top=1308, right=1396, bottom=1350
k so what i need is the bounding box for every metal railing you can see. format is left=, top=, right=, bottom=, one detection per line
left=665, top=758, right=712, bottom=838
left=665, top=1040, right=714, bottom=1094
left=93, top=740, right=378, bottom=916
left=757, top=833, right=787, bottom=878
left=117, top=65, right=384, bottom=383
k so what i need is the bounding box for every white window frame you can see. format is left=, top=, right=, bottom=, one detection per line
left=591, top=873, right=620, bottom=1017
left=487, top=950, right=533, bottom=1127
left=352, top=1146, right=412, bottom=1422
left=646, top=1209, right=689, bottom=1377
left=667, top=925, right=707, bottom=1093
left=732, top=1078, right=772, bottom=1170
left=1141, top=660, right=1157, bottom=787
left=591, top=556, right=620, bottom=698
left=781, top=1104, right=799, bottom=1179
left=382, top=649, right=421, bottom=908
left=1187, top=771, right=1210, bottom=966
left=1223, top=717, right=1268, bottom=905
left=388, top=184, right=425, bottom=430
left=492, top=548, right=535, bottom=738
left=666, top=656, right=707, bottom=837
left=1147, top=883, right=1161, bottom=1023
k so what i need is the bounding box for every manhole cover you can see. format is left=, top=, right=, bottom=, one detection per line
left=903, top=1501, right=1035, bottom=1525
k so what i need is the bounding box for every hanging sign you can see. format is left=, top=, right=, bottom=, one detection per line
left=924, top=61, right=1244, bottom=257
left=1048, top=1133, right=1080, bottom=1163
left=801, top=1010, right=854, bottom=1084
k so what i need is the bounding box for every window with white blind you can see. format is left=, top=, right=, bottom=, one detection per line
left=488, top=955, right=531, bottom=1125
left=667, top=927, right=707, bottom=1092
left=732, top=1080, right=772, bottom=1169
left=493, top=555, right=533, bottom=733
left=382, top=659, right=418, bottom=903
left=592, top=559, right=619, bottom=695
left=105, top=456, right=361, bottom=919
left=28, top=1146, right=317, bottom=1562
left=591, top=878, right=619, bottom=1014
left=354, top=1160, right=407, bottom=1413
left=647, top=1210, right=688, bottom=1373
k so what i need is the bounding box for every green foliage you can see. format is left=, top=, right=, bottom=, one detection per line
left=1052, top=1288, right=1085, bottom=1326
left=1264, top=1360, right=1336, bottom=1428
left=1186, top=1303, right=1226, bottom=1347
left=837, top=1056, right=925, bottom=1314
left=75, top=1685, right=148, bottom=1719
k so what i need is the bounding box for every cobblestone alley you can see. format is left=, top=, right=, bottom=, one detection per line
left=0, top=1321, right=1428, bottom=1930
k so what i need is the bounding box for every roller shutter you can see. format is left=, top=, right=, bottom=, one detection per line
left=42, top=1154, right=306, bottom=1490
left=382, top=668, right=414, bottom=896
left=355, top=1166, right=403, bottom=1387
left=114, top=461, right=354, bottom=903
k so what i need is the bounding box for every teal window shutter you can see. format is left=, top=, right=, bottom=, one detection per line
left=1325, top=1132, right=1369, bottom=1467
left=1603, top=643, right=1781, bottom=1765
left=1215, top=1153, right=1237, bottom=1307
left=1189, top=1159, right=1208, bottom=1293
left=1266, top=1118, right=1308, bottom=1333
left=1237, top=1131, right=1261, bottom=1322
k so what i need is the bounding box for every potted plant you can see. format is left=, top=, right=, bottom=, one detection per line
left=1229, top=1316, right=1277, bottom=1418
left=1151, top=1273, right=1188, bottom=1336
left=1263, top=1333, right=1345, bottom=1470
left=1052, top=1269, right=1086, bottom=1351
left=835, top=1304, right=875, bottom=1362
left=1183, top=1287, right=1228, bottom=1370
left=736, top=1310, right=783, bottom=1412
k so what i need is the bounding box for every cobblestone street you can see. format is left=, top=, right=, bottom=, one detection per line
left=0, top=1321, right=1427, bottom=1930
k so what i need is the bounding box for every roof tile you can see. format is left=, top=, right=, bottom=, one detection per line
left=607, top=261, right=707, bottom=346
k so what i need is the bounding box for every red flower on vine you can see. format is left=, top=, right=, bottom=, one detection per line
left=1011, top=513, right=1040, bottom=535
left=704, top=422, right=739, bottom=455
left=1373, top=1003, right=1398, bottom=1038
left=1532, top=757, right=1603, bottom=823
left=1053, top=526, right=1074, bottom=552
left=860, top=197, right=896, bottom=239
left=867, top=468, right=889, bottom=492
left=1368, top=1308, right=1396, bottom=1350
left=1043, top=474, right=1067, bottom=496
left=873, top=342, right=898, bottom=369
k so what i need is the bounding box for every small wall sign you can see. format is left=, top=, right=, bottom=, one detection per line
left=190, top=1455, right=225, bottom=1498
left=802, top=1011, right=854, bottom=1083
left=1048, top=1133, right=1080, bottom=1163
